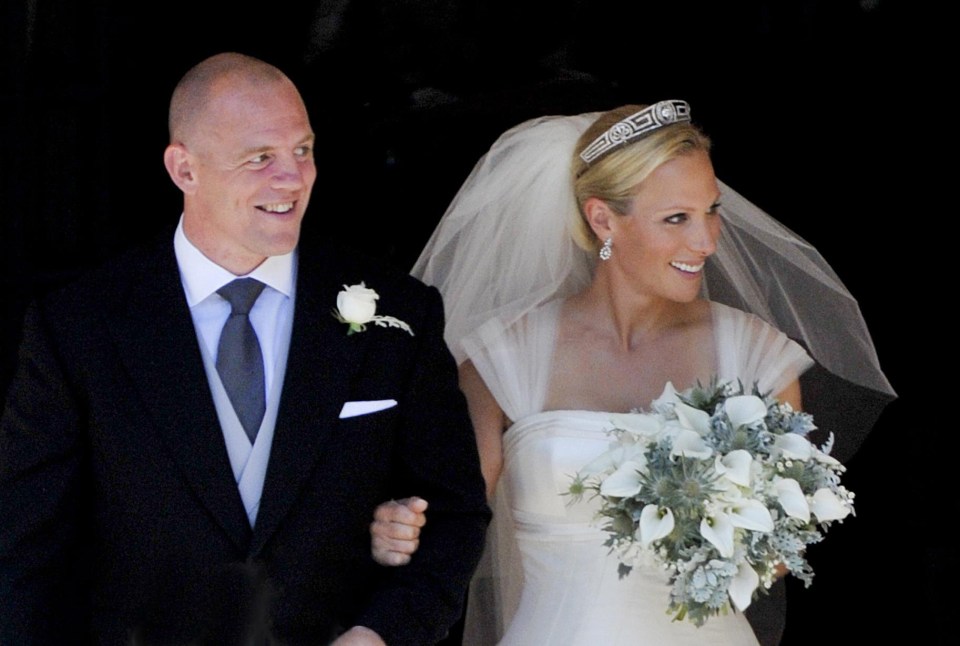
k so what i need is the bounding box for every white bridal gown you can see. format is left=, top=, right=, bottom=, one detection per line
left=462, top=300, right=813, bottom=646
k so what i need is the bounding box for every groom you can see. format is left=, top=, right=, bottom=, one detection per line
left=0, top=52, right=489, bottom=645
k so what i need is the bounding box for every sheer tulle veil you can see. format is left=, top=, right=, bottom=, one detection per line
left=412, top=109, right=894, bottom=447
left=410, top=109, right=895, bottom=643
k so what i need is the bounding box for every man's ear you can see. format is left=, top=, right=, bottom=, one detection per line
left=163, top=143, right=198, bottom=194
left=582, top=197, right=615, bottom=241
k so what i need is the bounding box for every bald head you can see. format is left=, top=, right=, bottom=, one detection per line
left=168, top=52, right=293, bottom=145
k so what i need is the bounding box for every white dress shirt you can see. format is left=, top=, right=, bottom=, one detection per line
left=173, top=217, right=296, bottom=526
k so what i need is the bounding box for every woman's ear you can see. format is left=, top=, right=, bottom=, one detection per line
left=583, top=197, right=615, bottom=241
left=163, top=143, right=198, bottom=194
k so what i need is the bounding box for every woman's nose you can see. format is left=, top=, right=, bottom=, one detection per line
left=689, top=216, right=720, bottom=256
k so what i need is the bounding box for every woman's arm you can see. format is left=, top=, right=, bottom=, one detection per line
left=458, top=359, right=507, bottom=500
left=775, top=378, right=802, bottom=410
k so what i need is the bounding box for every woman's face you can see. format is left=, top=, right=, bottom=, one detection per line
left=605, top=150, right=722, bottom=304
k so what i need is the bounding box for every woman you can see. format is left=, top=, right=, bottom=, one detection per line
left=372, top=102, right=894, bottom=645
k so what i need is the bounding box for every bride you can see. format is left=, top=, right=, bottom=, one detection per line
left=371, top=102, right=894, bottom=644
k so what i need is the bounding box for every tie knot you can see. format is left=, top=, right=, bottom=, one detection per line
left=218, top=278, right=265, bottom=315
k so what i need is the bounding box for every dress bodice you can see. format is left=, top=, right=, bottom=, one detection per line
left=463, top=300, right=813, bottom=646
left=503, top=410, right=619, bottom=529
left=496, top=410, right=762, bottom=646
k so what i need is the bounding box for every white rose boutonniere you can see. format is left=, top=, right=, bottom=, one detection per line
left=333, top=282, right=414, bottom=336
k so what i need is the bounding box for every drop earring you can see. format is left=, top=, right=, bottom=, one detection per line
left=599, top=237, right=612, bottom=261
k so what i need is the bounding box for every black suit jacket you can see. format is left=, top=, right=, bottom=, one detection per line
left=0, top=229, right=490, bottom=645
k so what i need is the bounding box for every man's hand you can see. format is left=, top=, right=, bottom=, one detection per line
left=331, top=626, right=387, bottom=646
left=370, top=497, right=428, bottom=566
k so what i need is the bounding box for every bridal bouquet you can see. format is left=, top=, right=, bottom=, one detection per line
left=567, top=379, right=854, bottom=627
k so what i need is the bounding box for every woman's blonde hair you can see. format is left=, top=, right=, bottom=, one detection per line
left=569, top=104, right=712, bottom=252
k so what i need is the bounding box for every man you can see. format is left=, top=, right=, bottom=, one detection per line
left=0, top=52, right=489, bottom=645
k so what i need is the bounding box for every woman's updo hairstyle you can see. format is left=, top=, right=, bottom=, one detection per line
left=569, top=104, right=712, bottom=253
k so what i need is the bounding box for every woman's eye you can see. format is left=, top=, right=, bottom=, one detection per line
left=708, top=202, right=722, bottom=215
left=665, top=213, right=687, bottom=224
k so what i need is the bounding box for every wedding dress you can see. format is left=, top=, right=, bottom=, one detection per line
left=462, top=299, right=812, bottom=645
left=410, top=109, right=894, bottom=644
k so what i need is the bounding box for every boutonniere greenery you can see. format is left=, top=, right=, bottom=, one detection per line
left=333, top=282, right=414, bottom=336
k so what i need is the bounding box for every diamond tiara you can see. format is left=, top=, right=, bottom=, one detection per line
left=578, top=100, right=691, bottom=165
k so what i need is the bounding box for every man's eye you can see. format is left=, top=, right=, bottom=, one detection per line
left=295, top=146, right=312, bottom=158
left=248, top=154, right=269, bottom=165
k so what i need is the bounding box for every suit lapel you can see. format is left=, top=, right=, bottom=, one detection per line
left=250, top=250, right=368, bottom=554
left=109, top=240, right=252, bottom=551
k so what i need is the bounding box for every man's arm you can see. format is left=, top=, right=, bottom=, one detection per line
left=353, top=284, right=490, bottom=646
left=0, top=301, right=89, bottom=643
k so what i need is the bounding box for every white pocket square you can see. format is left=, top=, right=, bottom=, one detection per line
left=338, top=399, right=398, bottom=419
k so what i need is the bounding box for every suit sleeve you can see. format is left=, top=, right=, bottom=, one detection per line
left=0, top=301, right=90, bottom=643
left=355, top=285, right=491, bottom=646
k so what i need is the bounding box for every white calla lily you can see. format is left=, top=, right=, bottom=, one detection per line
left=701, top=513, right=735, bottom=557
left=774, top=478, right=810, bottom=521
left=651, top=381, right=682, bottom=409
left=810, top=488, right=852, bottom=522
left=675, top=402, right=712, bottom=435
left=716, top=450, right=754, bottom=487
left=813, top=448, right=842, bottom=467
left=773, top=433, right=813, bottom=460
left=725, top=498, right=774, bottom=532
left=670, top=429, right=713, bottom=459
left=713, top=477, right=743, bottom=503
left=724, top=395, right=767, bottom=428
left=639, top=505, right=675, bottom=546
left=578, top=443, right=646, bottom=477
left=599, top=460, right=646, bottom=498
left=728, top=562, right=760, bottom=611
left=609, top=412, right=664, bottom=438
left=576, top=450, right=618, bottom=479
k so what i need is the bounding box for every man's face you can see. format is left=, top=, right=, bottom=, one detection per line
left=181, top=78, right=316, bottom=274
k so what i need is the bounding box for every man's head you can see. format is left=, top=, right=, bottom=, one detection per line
left=164, top=53, right=316, bottom=275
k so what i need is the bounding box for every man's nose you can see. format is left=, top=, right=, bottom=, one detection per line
left=270, top=155, right=307, bottom=190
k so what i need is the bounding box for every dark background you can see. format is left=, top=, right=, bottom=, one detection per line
left=1, top=1, right=948, bottom=643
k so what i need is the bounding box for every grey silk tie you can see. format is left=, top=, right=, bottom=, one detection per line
left=216, top=278, right=266, bottom=443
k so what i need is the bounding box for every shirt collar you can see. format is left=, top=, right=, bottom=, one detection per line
left=174, top=215, right=296, bottom=307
